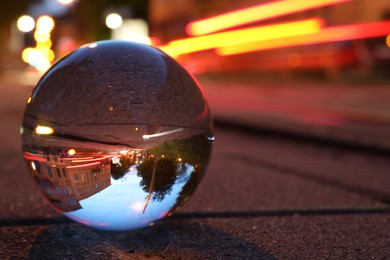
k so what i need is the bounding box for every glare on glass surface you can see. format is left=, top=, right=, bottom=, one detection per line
left=57, top=0, right=74, bottom=5
left=36, top=15, right=55, bottom=34
left=17, top=15, right=35, bottom=32
left=106, top=13, right=123, bottom=30
left=35, top=125, right=54, bottom=135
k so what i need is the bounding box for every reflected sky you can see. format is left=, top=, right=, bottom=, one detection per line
left=65, top=164, right=194, bottom=231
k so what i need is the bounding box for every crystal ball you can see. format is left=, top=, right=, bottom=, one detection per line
left=21, top=40, right=213, bottom=231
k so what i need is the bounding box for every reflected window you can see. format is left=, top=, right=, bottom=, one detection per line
left=46, top=165, right=52, bottom=177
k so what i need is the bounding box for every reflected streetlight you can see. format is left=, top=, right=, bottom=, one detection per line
left=17, top=15, right=35, bottom=33
left=57, top=0, right=75, bottom=5
left=105, top=13, right=123, bottom=30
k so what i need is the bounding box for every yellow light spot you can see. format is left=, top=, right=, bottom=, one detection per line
left=386, top=34, right=390, bottom=48
left=27, top=97, right=32, bottom=104
left=31, top=162, right=36, bottom=171
left=177, top=158, right=182, bottom=162
left=36, top=15, right=55, bottom=34
left=35, top=125, right=54, bottom=135
left=34, top=31, right=50, bottom=42
left=135, top=127, right=139, bottom=131
left=68, top=149, right=76, bottom=156
left=22, top=48, right=33, bottom=63
left=36, top=39, right=52, bottom=49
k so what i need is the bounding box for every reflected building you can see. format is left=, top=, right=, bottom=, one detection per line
left=25, top=149, right=111, bottom=212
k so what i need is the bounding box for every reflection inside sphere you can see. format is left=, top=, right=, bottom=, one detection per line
left=22, top=125, right=212, bottom=231
left=21, top=41, right=213, bottom=231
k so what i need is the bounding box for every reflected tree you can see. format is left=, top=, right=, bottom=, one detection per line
left=110, top=156, right=133, bottom=180
left=137, top=158, right=177, bottom=202
left=136, top=134, right=212, bottom=202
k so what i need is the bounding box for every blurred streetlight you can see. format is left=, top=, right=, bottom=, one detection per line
left=17, top=15, right=35, bottom=33
left=105, top=13, right=123, bottom=30
left=36, top=15, right=55, bottom=34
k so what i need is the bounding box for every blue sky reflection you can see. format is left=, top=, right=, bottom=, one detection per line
left=65, top=164, right=194, bottom=231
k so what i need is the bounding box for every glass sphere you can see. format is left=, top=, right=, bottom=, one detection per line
left=21, top=41, right=213, bottom=231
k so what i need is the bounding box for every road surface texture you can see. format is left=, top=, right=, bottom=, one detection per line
left=0, top=73, right=389, bottom=259
left=200, top=76, right=390, bottom=153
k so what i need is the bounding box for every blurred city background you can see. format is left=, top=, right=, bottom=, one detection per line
left=0, top=0, right=389, bottom=81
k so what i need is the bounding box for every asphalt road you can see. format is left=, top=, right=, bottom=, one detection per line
left=1, top=76, right=389, bottom=259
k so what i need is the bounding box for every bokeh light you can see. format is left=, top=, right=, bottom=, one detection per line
left=17, top=15, right=35, bottom=33
left=105, top=13, right=123, bottom=30
left=36, top=15, right=55, bottom=34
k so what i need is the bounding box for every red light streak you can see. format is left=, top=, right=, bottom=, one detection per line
left=186, top=0, right=348, bottom=36
left=23, top=154, right=46, bottom=162
left=160, top=18, right=323, bottom=57
left=66, top=161, right=100, bottom=169
left=218, top=20, right=390, bottom=56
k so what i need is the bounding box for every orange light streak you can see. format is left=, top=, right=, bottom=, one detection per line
left=160, top=18, right=323, bottom=57
left=104, top=154, right=121, bottom=159
left=66, top=161, right=100, bottom=169
left=186, top=0, right=348, bottom=36
left=218, top=20, right=390, bottom=56
left=71, top=157, right=107, bottom=163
